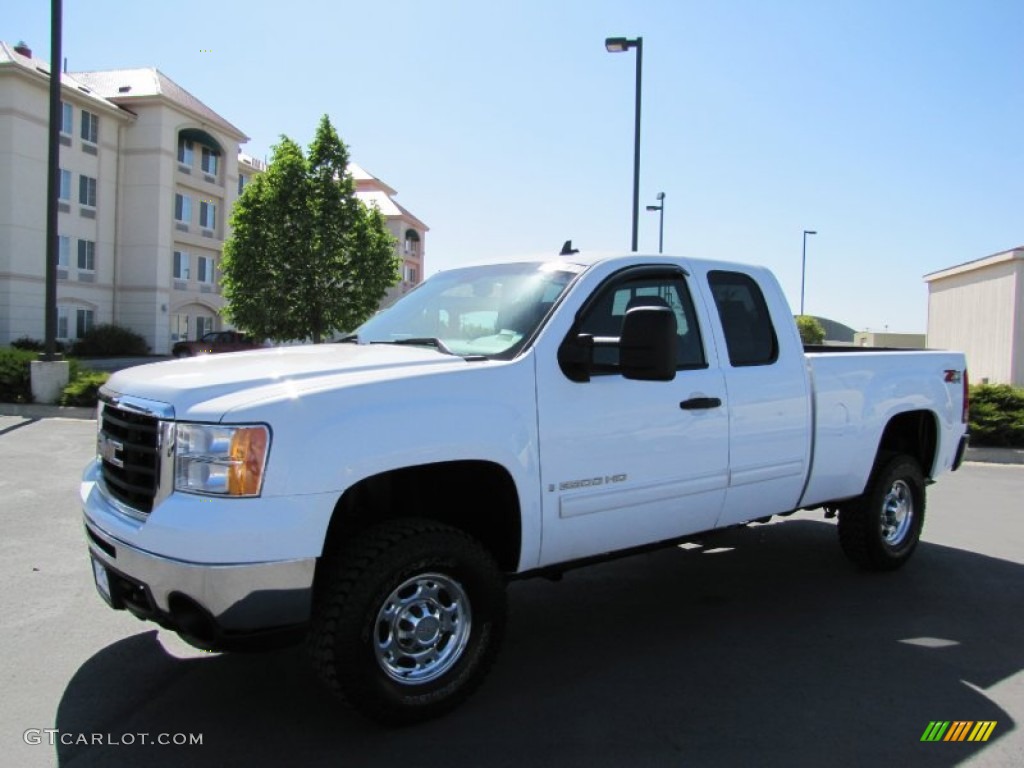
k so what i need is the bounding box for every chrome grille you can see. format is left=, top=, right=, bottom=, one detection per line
left=99, top=402, right=161, bottom=514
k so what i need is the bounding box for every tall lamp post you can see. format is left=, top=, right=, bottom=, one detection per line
left=800, top=229, right=817, bottom=316
left=645, top=192, right=665, bottom=253
left=605, top=36, right=643, bottom=252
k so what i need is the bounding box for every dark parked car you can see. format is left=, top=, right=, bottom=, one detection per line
left=171, top=331, right=266, bottom=357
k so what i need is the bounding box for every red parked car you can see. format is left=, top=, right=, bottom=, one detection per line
left=171, top=331, right=266, bottom=358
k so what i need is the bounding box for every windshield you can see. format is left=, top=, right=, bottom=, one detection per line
left=354, top=262, right=581, bottom=358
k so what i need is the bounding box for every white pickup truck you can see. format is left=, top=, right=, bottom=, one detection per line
left=82, top=250, right=969, bottom=724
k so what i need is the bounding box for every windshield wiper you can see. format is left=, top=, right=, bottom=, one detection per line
left=373, top=337, right=456, bottom=356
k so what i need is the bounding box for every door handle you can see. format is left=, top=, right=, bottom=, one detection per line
left=679, top=397, right=722, bottom=410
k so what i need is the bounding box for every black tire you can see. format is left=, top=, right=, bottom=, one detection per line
left=838, top=453, right=926, bottom=571
left=308, top=519, right=506, bottom=726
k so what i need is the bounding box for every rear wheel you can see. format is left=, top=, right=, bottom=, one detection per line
left=838, top=453, right=926, bottom=570
left=308, top=519, right=506, bottom=725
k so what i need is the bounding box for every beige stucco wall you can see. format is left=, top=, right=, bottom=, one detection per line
left=0, top=71, right=127, bottom=343
left=926, top=259, right=1020, bottom=385
left=853, top=332, right=927, bottom=349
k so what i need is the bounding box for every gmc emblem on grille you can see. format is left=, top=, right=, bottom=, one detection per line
left=98, top=433, right=124, bottom=468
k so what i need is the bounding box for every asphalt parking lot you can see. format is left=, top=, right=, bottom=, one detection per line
left=2, top=415, right=1022, bottom=767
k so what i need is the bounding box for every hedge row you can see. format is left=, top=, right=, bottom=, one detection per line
left=13, top=323, right=147, bottom=357
left=0, top=349, right=107, bottom=406
left=969, top=384, right=1024, bottom=448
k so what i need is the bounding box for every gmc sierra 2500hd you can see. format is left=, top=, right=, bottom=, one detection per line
left=82, top=250, right=969, bottom=724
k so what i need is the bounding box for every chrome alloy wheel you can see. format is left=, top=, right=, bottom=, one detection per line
left=374, top=572, right=472, bottom=685
left=880, top=479, right=914, bottom=545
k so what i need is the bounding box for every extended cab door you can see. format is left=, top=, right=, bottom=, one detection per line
left=699, top=267, right=812, bottom=526
left=534, top=264, right=729, bottom=566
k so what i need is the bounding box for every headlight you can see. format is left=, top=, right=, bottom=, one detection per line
left=174, top=424, right=270, bottom=496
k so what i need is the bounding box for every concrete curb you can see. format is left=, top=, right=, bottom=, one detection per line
left=965, top=446, right=1024, bottom=466
left=0, top=403, right=95, bottom=420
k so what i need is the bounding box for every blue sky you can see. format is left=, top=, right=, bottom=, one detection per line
left=7, top=0, right=1022, bottom=332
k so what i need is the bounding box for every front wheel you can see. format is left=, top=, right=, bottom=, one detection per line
left=308, top=519, right=506, bottom=725
left=838, top=453, right=926, bottom=571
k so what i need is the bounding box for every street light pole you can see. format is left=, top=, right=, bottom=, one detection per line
left=605, top=36, right=643, bottom=252
left=800, top=229, right=817, bottom=316
left=645, top=191, right=665, bottom=253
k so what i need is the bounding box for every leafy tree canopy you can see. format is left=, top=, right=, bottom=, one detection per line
left=222, top=116, right=399, bottom=343
left=796, top=315, right=826, bottom=345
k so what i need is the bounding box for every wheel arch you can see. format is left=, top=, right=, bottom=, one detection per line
left=873, top=410, right=939, bottom=479
left=316, top=459, right=522, bottom=588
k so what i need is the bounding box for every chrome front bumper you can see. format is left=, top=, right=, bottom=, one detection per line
left=85, top=518, right=315, bottom=650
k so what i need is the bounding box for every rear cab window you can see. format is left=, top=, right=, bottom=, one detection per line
left=707, top=270, right=778, bottom=367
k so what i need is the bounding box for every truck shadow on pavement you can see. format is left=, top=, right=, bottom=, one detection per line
left=56, top=519, right=1022, bottom=767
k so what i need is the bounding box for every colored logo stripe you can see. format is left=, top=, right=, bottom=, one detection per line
left=968, top=722, right=997, bottom=742
left=921, top=721, right=997, bottom=742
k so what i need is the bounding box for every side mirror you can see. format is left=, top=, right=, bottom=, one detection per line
left=620, top=306, right=677, bottom=381
left=557, top=333, right=594, bottom=382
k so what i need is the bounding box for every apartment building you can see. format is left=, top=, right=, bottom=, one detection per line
left=1, top=40, right=426, bottom=353
left=350, top=163, right=428, bottom=308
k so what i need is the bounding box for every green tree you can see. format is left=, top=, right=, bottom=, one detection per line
left=796, top=315, right=826, bottom=345
left=222, top=116, right=399, bottom=343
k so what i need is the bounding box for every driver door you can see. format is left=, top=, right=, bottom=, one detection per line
left=535, top=266, right=729, bottom=566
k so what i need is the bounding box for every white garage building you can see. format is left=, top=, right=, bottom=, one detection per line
left=924, top=247, right=1024, bottom=386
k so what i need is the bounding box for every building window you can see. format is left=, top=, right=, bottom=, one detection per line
left=60, top=102, right=73, bottom=135
left=199, top=201, right=216, bottom=231
left=195, top=315, right=215, bottom=337
left=197, top=255, right=215, bottom=284
left=238, top=174, right=248, bottom=195
left=170, top=313, right=190, bottom=342
left=81, top=110, right=98, bottom=144
left=173, top=250, right=190, bottom=280
left=58, top=169, right=72, bottom=201
left=201, top=146, right=219, bottom=175
left=57, top=307, right=69, bottom=339
left=77, top=239, right=96, bottom=271
left=404, top=229, right=421, bottom=255
left=404, top=265, right=418, bottom=283
left=175, top=193, right=192, bottom=223
left=76, top=308, right=95, bottom=338
left=178, top=138, right=194, bottom=166
left=79, top=175, right=97, bottom=207
left=58, top=236, right=70, bottom=267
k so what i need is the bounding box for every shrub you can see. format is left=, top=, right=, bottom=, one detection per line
left=61, top=370, right=109, bottom=407
left=11, top=337, right=68, bottom=353
left=0, top=348, right=36, bottom=403
left=969, top=384, right=1024, bottom=448
left=796, top=315, right=826, bottom=345
left=70, top=324, right=149, bottom=357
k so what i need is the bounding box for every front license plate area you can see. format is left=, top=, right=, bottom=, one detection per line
left=92, top=557, right=112, bottom=604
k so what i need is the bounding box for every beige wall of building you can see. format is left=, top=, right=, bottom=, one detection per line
left=853, top=332, right=926, bottom=349
left=0, top=41, right=249, bottom=353
left=2, top=41, right=427, bottom=353
left=925, top=248, right=1023, bottom=386
left=1, top=47, right=131, bottom=343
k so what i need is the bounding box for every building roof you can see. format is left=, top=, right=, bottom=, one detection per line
left=0, top=41, right=131, bottom=117
left=923, top=246, right=1024, bottom=282
left=349, top=162, right=398, bottom=196
left=70, top=68, right=247, bottom=140
left=349, top=163, right=429, bottom=231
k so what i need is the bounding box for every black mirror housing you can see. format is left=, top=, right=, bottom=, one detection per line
left=620, top=306, right=677, bottom=381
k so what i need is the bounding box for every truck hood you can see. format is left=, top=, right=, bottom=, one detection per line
left=102, top=344, right=469, bottom=419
